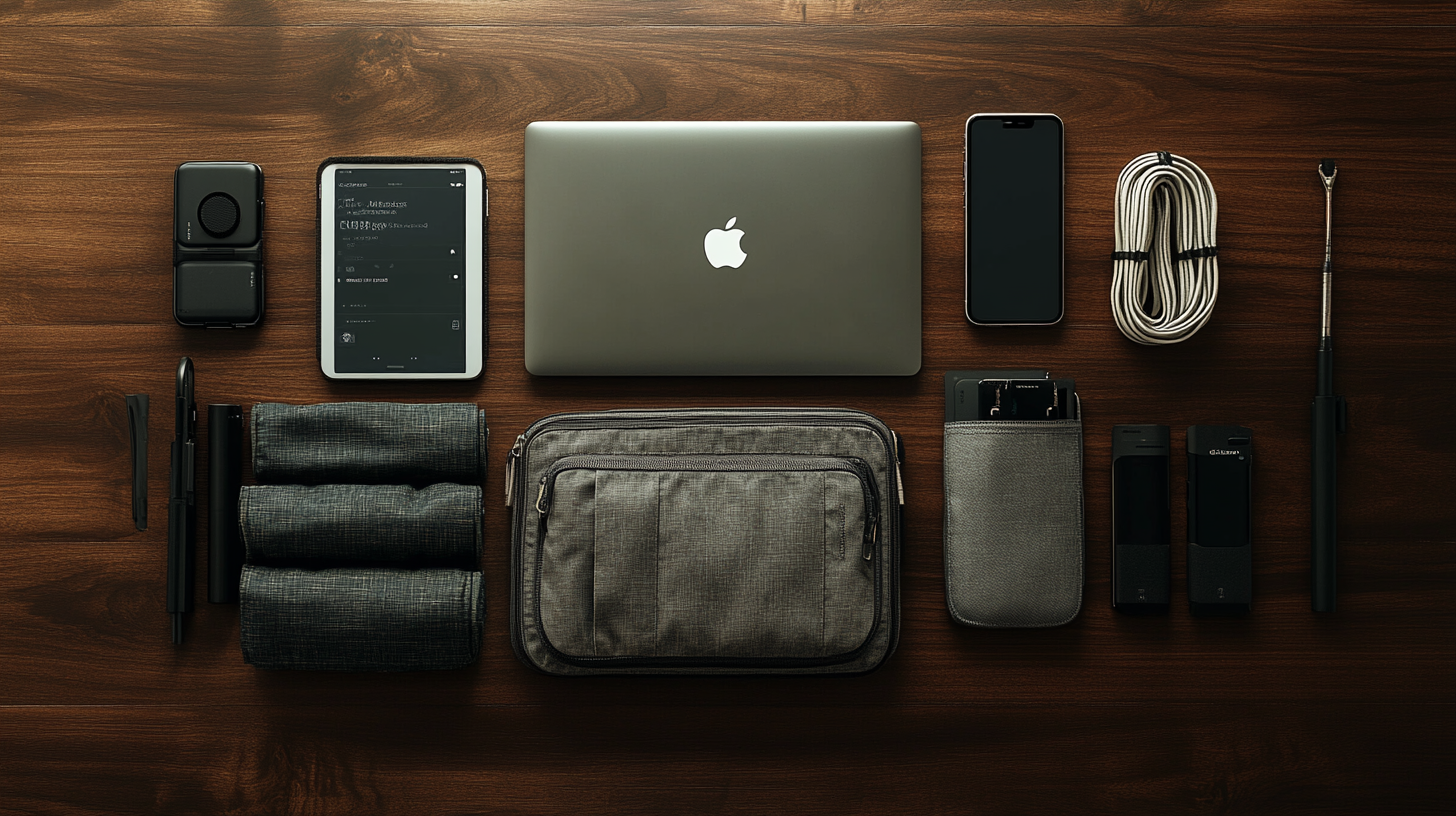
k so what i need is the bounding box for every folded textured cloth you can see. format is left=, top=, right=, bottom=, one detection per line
left=240, top=566, right=485, bottom=671
left=251, top=402, right=487, bottom=485
left=239, top=483, right=482, bottom=568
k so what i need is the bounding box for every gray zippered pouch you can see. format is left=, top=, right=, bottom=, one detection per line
left=507, top=408, right=904, bottom=676
left=943, top=419, right=1085, bottom=628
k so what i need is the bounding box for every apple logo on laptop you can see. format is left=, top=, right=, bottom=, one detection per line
left=703, top=217, right=747, bottom=269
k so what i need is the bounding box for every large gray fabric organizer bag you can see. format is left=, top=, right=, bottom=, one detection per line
left=943, top=419, right=1085, bottom=628
left=508, top=408, right=904, bottom=676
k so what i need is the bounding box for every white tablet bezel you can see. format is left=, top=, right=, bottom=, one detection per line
left=320, top=162, right=484, bottom=380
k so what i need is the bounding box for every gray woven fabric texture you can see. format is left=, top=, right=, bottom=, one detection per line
left=240, top=483, right=482, bottom=567
left=515, top=416, right=899, bottom=676
left=239, top=401, right=487, bottom=672
left=251, top=402, right=486, bottom=485
left=240, top=566, right=484, bottom=671
left=943, top=420, right=1084, bottom=628
left=538, top=466, right=875, bottom=659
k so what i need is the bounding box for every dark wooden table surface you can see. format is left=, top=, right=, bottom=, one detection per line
left=2, top=2, right=1452, bottom=813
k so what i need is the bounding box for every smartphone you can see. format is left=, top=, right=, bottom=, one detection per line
left=1112, top=425, right=1170, bottom=614
left=318, top=159, right=486, bottom=380
left=964, top=114, right=1064, bottom=325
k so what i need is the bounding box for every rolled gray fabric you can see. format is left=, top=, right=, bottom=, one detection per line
left=239, top=483, right=482, bottom=568
left=251, top=402, right=487, bottom=485
left=240, top=566, right=485, bottom=671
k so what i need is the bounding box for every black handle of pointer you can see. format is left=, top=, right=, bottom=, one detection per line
left=1312, top=339, right=1343, bottom=612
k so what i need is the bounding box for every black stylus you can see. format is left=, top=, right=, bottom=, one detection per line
left=167, top=357, right=197, bottom=643
left=126, top=394, right=148, bottom=531
left=1312, top=161, right=1347, bottom=613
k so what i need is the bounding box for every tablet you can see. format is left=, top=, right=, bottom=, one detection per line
left=319, top=159, right=485, bottom=379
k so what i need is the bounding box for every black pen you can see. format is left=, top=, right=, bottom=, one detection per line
left=168, top=357, right=197, bottom=643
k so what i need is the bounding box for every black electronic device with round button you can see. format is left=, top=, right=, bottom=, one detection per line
left=173, top=162, right=264, bottom=327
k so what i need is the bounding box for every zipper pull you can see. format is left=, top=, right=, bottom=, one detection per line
left=891, top=429, right=905, bottom=506
left=863, top=511, right=878, bottom=561
left=535, top=474, right=552, bottom=517
left=504, top=434, right=525, bottom=506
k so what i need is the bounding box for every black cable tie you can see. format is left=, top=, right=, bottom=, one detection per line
left=1175, top=245, right=1218, bottom=261
left=1157, top=151, right=1172, bottom=165
left=1111, top=250, right=1150, bottom=262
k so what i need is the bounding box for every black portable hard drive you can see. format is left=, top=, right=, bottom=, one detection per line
left=1113, top=424, right=1171, bottom=614
left=1187, top=425, right=1254, bottom=616
left=174, top=162, right=264, bottom=327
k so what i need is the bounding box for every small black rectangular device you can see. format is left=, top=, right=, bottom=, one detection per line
left=964, top=113, right=1064, bottom=325
left=173, top=162, right=264, bottom=327
left=1187, top=425, right=1254, bottom=616
left=944, top=370, right=1077, bottom=421
left=1112, top=425, right=1171, bottom=614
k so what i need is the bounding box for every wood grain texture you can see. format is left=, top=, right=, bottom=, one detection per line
left=0, top=4, right=1452, bottom=813
left=3, top=0, right=1455, bottom=28
left=1, top=705, right=1453, bottom=815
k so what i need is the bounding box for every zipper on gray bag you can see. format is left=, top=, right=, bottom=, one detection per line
left=505, top=434, right=526, bottom=507
left=534, top=453, right=880, bottom=560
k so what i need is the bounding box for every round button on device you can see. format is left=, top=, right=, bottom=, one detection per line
left=198, top=192, right=240, bottom=237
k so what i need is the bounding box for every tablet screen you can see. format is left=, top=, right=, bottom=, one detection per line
left=332, top=167, right=467, bottom=373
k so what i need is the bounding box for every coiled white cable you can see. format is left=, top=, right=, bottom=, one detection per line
left=1111, top=151, right=1219, bottom=344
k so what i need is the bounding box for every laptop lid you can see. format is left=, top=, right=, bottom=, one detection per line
left=524, top=121, right=922, bottom=376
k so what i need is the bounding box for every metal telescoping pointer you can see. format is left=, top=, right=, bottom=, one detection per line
left=1312, top=160, right=1347, bottom=612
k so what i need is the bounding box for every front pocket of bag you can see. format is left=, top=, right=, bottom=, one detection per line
left=536, top=454, right=877, bottom=661
left=942, top=420, right=1085, bottom=628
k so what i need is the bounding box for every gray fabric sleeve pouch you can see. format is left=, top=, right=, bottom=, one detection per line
left=251, top=402, right=487, bottom=485
left=943, top=419, right=1084, bottom=628
left=239, top=483, right=483, bottom=568
left=240, top=566, right=485, bottom=671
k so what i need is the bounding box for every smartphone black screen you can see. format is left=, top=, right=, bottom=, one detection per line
left=333, top=167, right=467, bottom=373
left=965, top=115, right=1063, bottom=324
left=1115, top=455, right=1170, bottom=547
left=1192, top=455, right=1251, bottom=548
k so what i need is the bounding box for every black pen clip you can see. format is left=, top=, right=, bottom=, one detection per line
left=126, top=394, right=148, bottom=531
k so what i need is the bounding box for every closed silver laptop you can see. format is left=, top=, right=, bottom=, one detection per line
left=524, top=121, right=922, bottom=375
